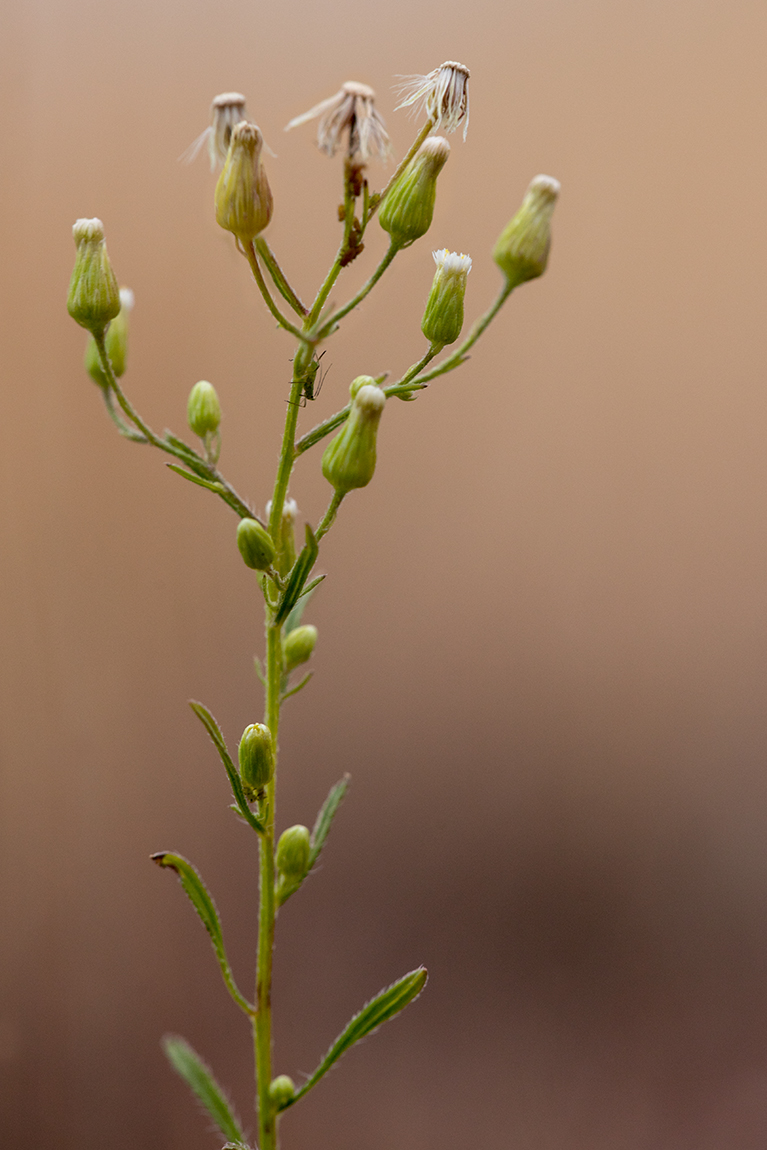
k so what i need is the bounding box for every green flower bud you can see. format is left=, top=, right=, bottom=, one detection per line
left=421, top=249, right=472, bottom=346
left=492, top=175, right=560, bottom=288
left=236, top=517, right=276, bottom=571
left=378, top=137, right=450, bottom=248
left=275, top=825, right=311, bottom=880
left=84, top=287, right=134, bottom=388
left=67, top=218, right=121, bottom=336
left=265, top=497, right=298, bottom=577
left=268, top=1075, right=295, bottom=1109
left=282, top=624, right=317, bottom=673
left=215, top=121, right=273, bottom=242
left=187, top=380, right=221, bottom=437
left=238, top=723, right=274, bottom=797
left=322, top=382, right=386, bottom=495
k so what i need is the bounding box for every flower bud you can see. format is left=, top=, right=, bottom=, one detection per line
left=378, top=137, right=450, bottom=249
left=187, top=380, right=221, bottom=437
left=84, top=287, right=133, bottom=388
left=282, top=624, right=317, bottom=673
left=215, top=121, right=273, bottom=241
left=275, top=825, right=311, bottom=879
left=265, top=497, right=298, bottom=577
left=322, top=382, right=386, bottom=495
left=421, top=249, right=472, bottom=345
left=236, top=517, right=276, bottom=571
left=268, top=1075, right=295, bottom=1109
left=492, top=175, right=560, bottom=288
left=238, top=723, right=274, bottom=797
left=67, top=218, right=121, bottom=336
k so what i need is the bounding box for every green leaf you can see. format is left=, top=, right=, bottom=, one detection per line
left=281, top=967, right=428, bottom=1110
left=189, top=701, right=265, bottom=835
left=166, top=463, right=227, bottom=495
left=274, top=524, right=319, bottom=626
left=163, top=1035, right=246, bottom=1143
left=151, top=852, right=253, bottom=1015
left=309, top=775, right=350, bottom=870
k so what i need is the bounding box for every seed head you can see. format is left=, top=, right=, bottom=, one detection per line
left=183, top=92, right=248, bottom=170
left=421, top=249, right=472, bottom=346
left=285, top=81, right=392, bottom=162
left=395, top=61, right=470, bottom=139
left=215, top=121, right=273, bottom=241
left=493, top=175, right=561, bottom=288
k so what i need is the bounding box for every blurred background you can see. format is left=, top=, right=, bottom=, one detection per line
left=3, top=0, right=767, bottom=1146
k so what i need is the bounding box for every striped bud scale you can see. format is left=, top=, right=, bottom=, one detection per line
left=67, top=218, right=120, bottom=336
left=276, top=825, right=311, bottom=879
left=282, top=624, right=317, bottom=673
left=238, top=723, right=274, bottom=797
left=187, top=380, right=221, bottom=437
left=378, top=137, right=450, bottom=249
left=84, top=287, right=133, bottom=388
left=215, top=121, right=273, bottom=241
left=322, top=382, right=386, bottom=495
left=236, top=517, right=275, bottom=571
left=492, top=175, right=560, bottom=288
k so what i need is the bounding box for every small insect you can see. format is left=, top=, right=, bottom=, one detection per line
left=301, top=351, right=330, bottom=405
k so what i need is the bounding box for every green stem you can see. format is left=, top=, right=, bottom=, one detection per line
left=305, top=171, right=358, bottom=328
left=312, top=241, right=400, bottom=341
left=245, top=243, right=307, bottom=341
left=316, top=491, right=344, bottom=540
left=409, top=282, right=514, bottom=384
left=255, top=237, right=308, bottom=317
left=294, top=344, right=441, bottom=457
left=101, top=386, right=147, bottom=441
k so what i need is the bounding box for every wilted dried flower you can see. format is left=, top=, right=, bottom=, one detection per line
left=285, top=81, right=392, bottom=161
left=395, top=61, right=470, bottom=139
left=183, top=92, right=248, bottom=170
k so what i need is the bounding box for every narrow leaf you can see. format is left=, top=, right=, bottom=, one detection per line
left=281, top=671, right=313, bottom=703
left=163, top=1035, right=246, bottom=1143
left=189, top=701, right=265, bottom=835
left=166, top=463, right=226, bottom=494
left=283, top=967, right=428, bottom=1110
left=309, top=774, right=350, bottom=869
left=151, top=852, right=253, bottom=1015
left=274, top=524, right=319, bottom=626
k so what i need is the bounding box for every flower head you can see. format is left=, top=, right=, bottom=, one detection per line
left=421, top=249, right=472, bottom=346
left=285, top=81, right=392, bottom=162
left=215, top=121, right=273, bottom=241
left=395, top=61, right=470, bottom=139
left=493, top=175, right=560, bottom=288
left=183, top=92, right=248, bottom=170
left=379, top=136, right=450, bottom=249
left=67, top=218, right=121, bottom=336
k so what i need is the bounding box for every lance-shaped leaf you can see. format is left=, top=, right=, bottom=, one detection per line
left=163, top=1035, right=246, bottom=1144
left=280, top=966, right=428, bottom=1111
left=309, top=775, right=350, bottom=870
left=190, top=701, right=265, bottom=835
left=274, top=524, right=319, bottom=626
left=151, top=852, right=254, bottom=1015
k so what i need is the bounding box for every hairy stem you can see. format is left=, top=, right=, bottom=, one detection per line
left=410, top=282, right=514, bottom=383
left=245, top=243, right=307, bottom=340
left=256, top=237, right=308, bottom=317
left=312, top=240, right=399, bottom=341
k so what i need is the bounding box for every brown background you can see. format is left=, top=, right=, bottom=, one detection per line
left=3, top=0, right=767, bottom=1146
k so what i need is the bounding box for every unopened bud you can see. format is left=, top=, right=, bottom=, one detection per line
left=238, top=723, right=274, bottom=797
left=283, top=624, right=317, bottom=673
left=215, top=121, right=273, bottom=241
left=268, top=1075, right=295, bottom=1109
left=67, top=218, right=120, bottom=336
left=378, top=137, right=450, bottom=249
left=322, top=382, right=386, bottom=495
left=84, top=287, right=133, bottom=388
left=492, top=175, right=560, bottom=288
left=421, top=249, right=472, bottom=346
left=276, top=825, right=311, bottom=879
left=187, top=380, right=221, bottom=437
left=237, top=517, right=275, bottom=571
left=265, top=497, right=298, bottom=577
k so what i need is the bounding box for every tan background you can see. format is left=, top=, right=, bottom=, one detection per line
left=3, top=0, right=767, bottom=1146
